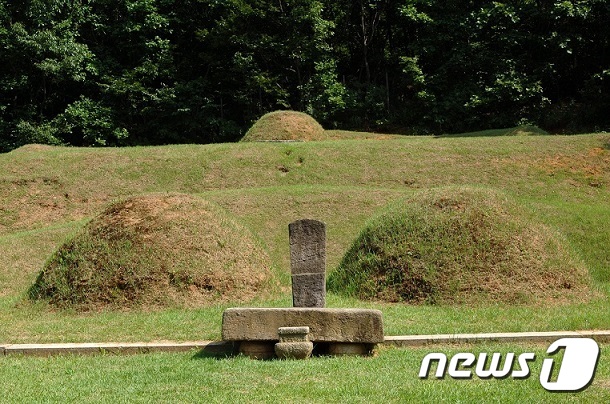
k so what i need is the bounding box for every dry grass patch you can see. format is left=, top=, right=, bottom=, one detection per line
left=538, top=146, right=610, bottom=187
left=328, top=187, right=593, bottom=305
left=324, top=130, right=403, bottom=140
left=241, top=110, right=325, bottom=142
left=28, top=193, right=275, bottom=311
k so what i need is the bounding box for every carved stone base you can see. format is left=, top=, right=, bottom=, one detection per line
left=275, top=341, right=314, bottom=359
left=274, top=326, right=313, bottom=360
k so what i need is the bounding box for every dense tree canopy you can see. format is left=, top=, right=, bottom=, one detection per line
left=1, top=0, right=608, bottom=151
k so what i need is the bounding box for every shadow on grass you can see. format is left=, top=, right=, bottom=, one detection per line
left=191, top=341, right=238, bottom=360
left=190, top=341, right=340, bottom=361
left=435, top=125, right=550, bottom=138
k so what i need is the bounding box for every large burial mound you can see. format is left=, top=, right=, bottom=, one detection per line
left=328, top=187, right=591, bottom=305
left=241, top=110, right=325, bottom=142
left=29, top=194, right=274, bottom=310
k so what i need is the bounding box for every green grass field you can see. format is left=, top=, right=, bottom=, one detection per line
left=1, top=345, right=608, bottom=402
left=1, top=132, right=609, bottom=400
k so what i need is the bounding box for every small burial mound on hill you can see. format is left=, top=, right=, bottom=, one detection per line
left=9, top=143, right=60, bottom=153
left=328, top=187, right=591, bottom=305
left=29, top=194, right=274, bottom=311
left=241, top=110, right=325, bottom=142
left=441, top=125, right=549, bottom=138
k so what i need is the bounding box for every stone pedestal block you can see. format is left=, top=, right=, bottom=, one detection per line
left=222, top=308, right=384, bottom=344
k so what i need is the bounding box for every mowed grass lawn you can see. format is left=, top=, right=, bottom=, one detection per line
left=1, top=133, right=609, bottom=400
left=2, top=345, right=609, bottom=402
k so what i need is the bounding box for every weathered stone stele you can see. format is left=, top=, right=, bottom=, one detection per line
left=221, top=219, right=384, bottom=358
left=289, top=219, right=326, bottom=308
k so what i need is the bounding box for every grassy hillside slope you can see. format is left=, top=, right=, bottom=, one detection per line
left=0, top=133, right=609, bottom=342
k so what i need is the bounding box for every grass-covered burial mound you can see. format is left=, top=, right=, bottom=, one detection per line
left=328, top=187, right=591, bottom=305
left=30, top=194, right=274, bottom=310
left=241, top=110, right=325, bottom=142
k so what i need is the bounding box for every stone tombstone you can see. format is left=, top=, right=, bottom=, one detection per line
left=289, top=219, right=326, bottom=308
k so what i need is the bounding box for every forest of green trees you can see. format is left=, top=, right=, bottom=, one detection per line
left=1, top=0, right=608, bottom=151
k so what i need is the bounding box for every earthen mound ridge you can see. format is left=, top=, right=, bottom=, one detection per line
left=30, top=193, right=274, bottom=310
left=241, top=110, right=325, bottom=142
left=328, top=187, right=592, bottom=305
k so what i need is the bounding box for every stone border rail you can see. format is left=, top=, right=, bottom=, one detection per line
left=2, top=330, right=609, bottom=357
left=0, top=341, right=232, bottom=357
left=384, top=330, right=610, bottom=347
